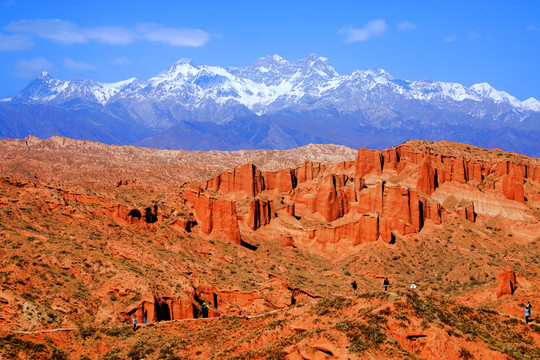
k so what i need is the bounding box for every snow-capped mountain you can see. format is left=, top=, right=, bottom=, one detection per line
left=2, top=55, right=539, bottom=155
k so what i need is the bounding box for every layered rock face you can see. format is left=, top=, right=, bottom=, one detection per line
left=354, top=142, right=539, bottom=203
left=206, top=163, right=265, bottom=198
left=184, top=189, right=241, bottom=244
left=174, top=140, right=538, bottom=253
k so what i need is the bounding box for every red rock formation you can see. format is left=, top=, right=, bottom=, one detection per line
left=417, top=155, right=437, bottom=195
left=283, top=235, right=294, bottom=247
left=249, top=198, right=275, bottom=230
left=117, top=180, right=136, bottom=187
left=120, top=295, right=196, bottom=323
left=315, top=213, right=391, bottom=245
left=206, top=163, right=264, bottom=197
left=496, top=267, right=516, bottom=298
left=501, top=174, right=525, bottom=203
left=196, top=283, right=218, bottom=308
left=170, top=218, right=196, bottom=232
left=353, top=142, right=538, bottom=207
left=184, top=190, right=241, bottom=244
left=355, top=148, right=383, bottom=177
left=263, top=168, right=297, bottom=192
left=314, top=175, right=351, bottom=221
left=455, top=203, right=475, bottom=222
left=294, top=161, right=325, bottom=183
left=107, top=204, right=130, bottom=222
left=143, top=204, right=161, bottom=223
left=283, top=202, right=296, bottom=217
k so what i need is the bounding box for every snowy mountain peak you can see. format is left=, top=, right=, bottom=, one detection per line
left=259, top=54, right=287, bottom=63
left=295, top=54, right=338, bottom=79
left=471, top=82, right=522, bottom=108
left=470, top=82, right=496, bottom=96
left=8, top=54, right=540, bottom=118
left=156, top=58, right=199, bottom=81
left=250, top=54, right=291, bottom=70
left=523, top=97, right=540, bottom=112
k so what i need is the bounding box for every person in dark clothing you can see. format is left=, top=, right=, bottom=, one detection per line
left=525, top=302, right=532, bottom=324
left=201, top=302, right=209, bottom=318
left=143, top=310, right=148, bottom=324
left=351, top=280, right=357, bottom=292
left=383, top=277, right=390, bottom=292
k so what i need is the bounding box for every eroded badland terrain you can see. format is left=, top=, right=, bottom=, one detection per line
left=0, top=136, right=539, bottom=360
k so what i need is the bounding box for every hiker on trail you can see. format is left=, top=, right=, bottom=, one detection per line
left=351, top=280, right=357, bottom=292
left=132, top=315, right=137, bottom=331
left=143, top=310, right=148, bottom=324
left=383, top=277, right=390, bottom=292
left=201, top=302, right=209, bottom=318
left=525, top=302, right=532, bottom=324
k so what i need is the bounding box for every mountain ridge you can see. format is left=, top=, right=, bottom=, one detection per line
left=1, top=54, right=539, bottom=156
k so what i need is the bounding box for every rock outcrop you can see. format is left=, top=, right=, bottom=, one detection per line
left=249, top=198, right=275, bottom=230
left=496, top=267, right=517, bottom=298
left=120, top=294, right=196, bottom=323
left=184, top=189, right=241, bottom=244
left=356, top=142, right=539, bottom=204
left=206, top=163, right=265, bottom=198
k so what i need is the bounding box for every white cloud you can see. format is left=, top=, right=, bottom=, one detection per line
left=137, top=23, right=210, bottom=47
left=526, top=24, right=538, bottom=31
left=443, top=34, right=458, bottom=42
left=6, top=19, right=86, bottom=44
left=4, top=19, right=211, bottom=48
left=113, top=56, right=132, bottom=66
left=0, top=33, right=33, bottom=51
left=397, top=21, right=416, bottom=31
left=341, top=19, right=388, bottom=42
left=15, top=57, right=54, bottom=77
left=85, top=26, right=137, bottom=45
left=64, top=58, right=97, bottom=70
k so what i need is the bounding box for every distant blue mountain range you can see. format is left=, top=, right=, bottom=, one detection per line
left=1, top=54, right=539, bottom=156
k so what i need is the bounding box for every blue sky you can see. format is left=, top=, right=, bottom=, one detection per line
left=0, top=0, right=539, bottom=101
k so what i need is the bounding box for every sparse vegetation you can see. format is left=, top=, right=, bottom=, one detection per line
left=0, top=139, right=538, bottom=359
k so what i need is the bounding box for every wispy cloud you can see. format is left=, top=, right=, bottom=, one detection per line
left=64, top=58, right=96, bottom=71
left=85, top=26, right=137, bottom=45
left=443, top=34, right=458, bottom=42
left=2, top=19, right=211, bottom=50
left=0, top=33, right=33, bottom=51
left=526, top=24, right=538, bottom=31
left=113, top=56, right=132, bottom=66
left=136, top=23, right=210, bottom=47
left=6, top=19, right=86, bottom=44
left=341, top=19, right=387, bottom=42
left=397, top=21, right=416, bottom=31
left=15, top=57, right=53, bottom=77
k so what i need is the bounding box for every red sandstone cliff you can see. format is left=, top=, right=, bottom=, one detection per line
left=185, top=140, right=538, bottom=253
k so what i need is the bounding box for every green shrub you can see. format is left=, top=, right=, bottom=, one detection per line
left=127, top=340, right=154, bottom=360
left=313, top=296, right=352, bottom=316
left=459, top=348, right=473, bottom=360
left=77, top=324, right=96, bottom=340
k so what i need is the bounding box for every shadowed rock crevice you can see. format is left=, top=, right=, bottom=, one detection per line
left=240, top=240, right=259, bottom=251
left=128, top=209, right=141, bottom=220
